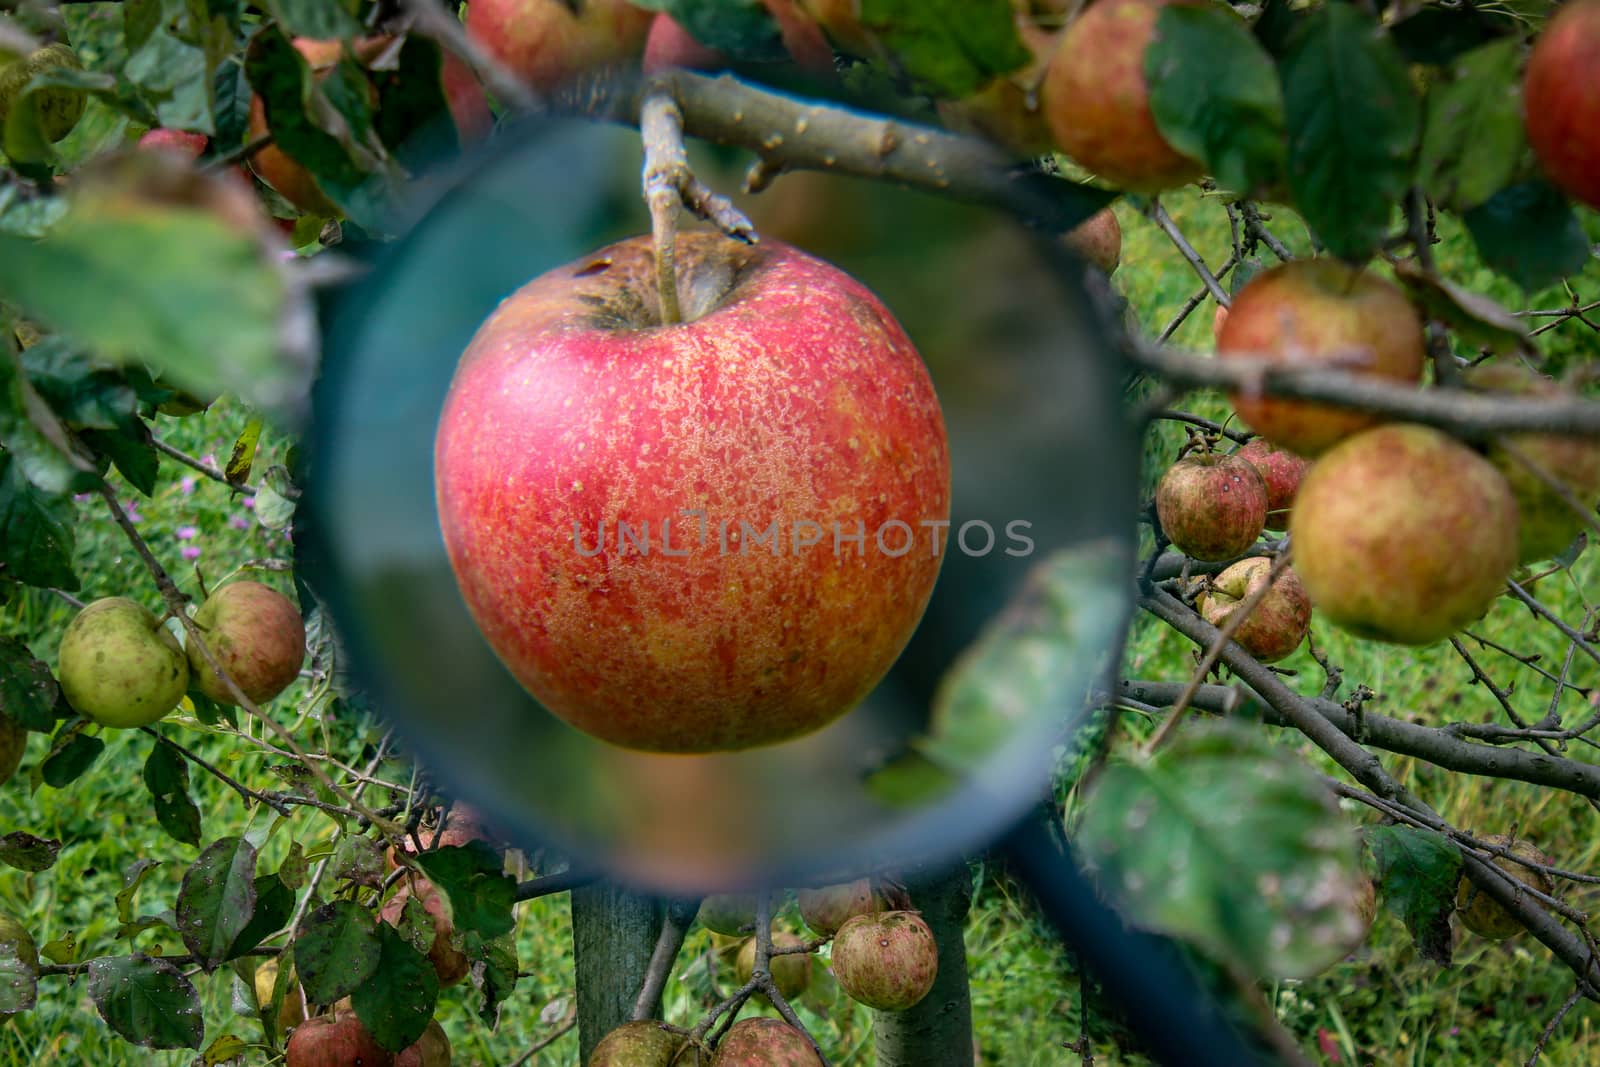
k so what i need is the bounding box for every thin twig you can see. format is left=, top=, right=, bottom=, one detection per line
left=1145, top=200, right=1231, bottom=308
left=140, top=727, right=291, bottom=816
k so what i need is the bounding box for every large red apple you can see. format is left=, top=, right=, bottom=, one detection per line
left=1235, top=438, right=1309, bottom=530
left=285, top=1013, right=395, bottom=1067
left=433, top=232, right=950, bottom=752
left=380, top=880, right=469, bottom=987
left=186, top=580, right=306, bottom=706
left=1217, top=260, right=1425, bottom=457
left=1040, top=0, right=1204, bottom=192
left=1154, top=453, right=1268, bottom=561
left=137, top=128, right=208, bottom=160
left=711, top=1018, right=822, bottom=1066
left=1289, top=424, right=1519, bottom=646
left=1524, top=0, right=1600, bottom=210
left=830, top=910, right=939, bottom=1011
left=1197, top=557, right=1311, bottom=663
left=1465, top=363, right=1600, bottom=563
left=465, top=0, right=652, bottom=93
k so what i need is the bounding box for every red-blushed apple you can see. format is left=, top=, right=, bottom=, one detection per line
left=643, top=1, right=835, bottom=76
left=58, top=597, right=189, bottom=729
left=1289, top=424, right=1519, bottom=646
left=395, top=1019, right=451, bottom=1067
left=440, top=52, right=494, bottom=143
left=387, top=801, right=504, bottom=870
left=711, top=1018, right=823, bottom=1066
left=830, top=910, right=939, bottom=1012
left=936, top=15, right=1059, bottom=158
left=735, top=931, right=813, bottom=999
left=1197, top=557, right=1311, bottom=663
left=380, top=880, right=469, bottom=987
left=1235, top=438, right=1310, bottom=530
left=1464, top=363, right=1600, bottom=563
left=643, top=13, right=727, bottom=73
left=1154, top=453, right=1268, bottom=561
left=1212, top=302, right=1227, bottom=347
left=589, top=1020, right=685, bottom=1066
left=137, top=128, right=208, bottom=160
left=433, top=232, right=950, bottom=753
left=0, top=714, right=24, bottom=787
left=1061, top=206, right=1121, bottom=275
left=1456, top=834, right=1553, bottom=940
left=465, top=0, right=652, bottom=93
left=187, top=581, right=306, bottom=706
left=1040, top=0, right=1204, bottom=192
left=285, top=1013, right=395, bottom=1067
left=1217, top=260, right=1426, bottom=457
left=1524, top=0, right=1600, bottom=210
left=797, top=878, right=882, bottom=936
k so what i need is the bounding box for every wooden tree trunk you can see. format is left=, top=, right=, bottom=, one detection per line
left=871, top=862, right=976, bottom=1067
left=571, top=882, right=664, bottom=1061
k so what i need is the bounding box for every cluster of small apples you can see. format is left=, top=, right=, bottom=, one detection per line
left=268, top=806, right=503, bottom=1066
left=1159, top=257, right=1600, bottom=651
left=589, top=879, right=938, bottom=1066
left=55, top=581, right=306, bottom=728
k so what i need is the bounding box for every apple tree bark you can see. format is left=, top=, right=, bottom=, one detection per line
left=571, top=882, right=664, bottom=1061
left=871, top=863, right=977, bottom=1067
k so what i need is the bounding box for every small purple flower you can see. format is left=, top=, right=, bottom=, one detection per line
left=180, top=476, right=196, bottom=496
left=124, top=501, right=144, bottom=523
left=181, top=545, right=202, bottom=561
left=229, top=514, right=251, bottom=531
left=242, top=496, right=255, bottom=509
left=202, top=453, right=218, bottom=468
left=73, top=493, right=91, bottom=504
left=176, top=525, right=199, bottom=541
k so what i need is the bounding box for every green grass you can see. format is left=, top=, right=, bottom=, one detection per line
left=1, top=188, right=1597, bottom=1065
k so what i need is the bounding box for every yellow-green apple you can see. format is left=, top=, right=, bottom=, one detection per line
left=1464, top=363, right=1600, bottom=563
left=465, top=0, right=652, bottom=92
left=830, top=910, right=938, bottom=1011
left=187, top=581, right=306, bottom=706
left=396, top=1019, right=452, bottom=1067
left=1235, top=438, right=1310, bottom=530
left=380, top=880, right=469, bottom=987
left=1061, top=206, right=1122, bottom=275
left=1216, top=260, right=1426, bottom=456
left=285, top=1013, right=394, bottom=1067
left=1524, top=0, right=1600, bottom=209
left=1290, top=424, right=1519, bottom=645
left=590, top=1020, right=685, bottom=1066
left=1457, top=835, right=1553, bottom=940
left=1040, top=0, right=1203, bottom=191
left=735, top=932, right=813, bottom=999
left=58, top=598, right=188, bottom=728
left=137, top=129, right=208, bottom=160
left=697, top=893, right=758, bottom=936
left=0, top=714, right=25, bottom=787
left=712, top=1018, right=822, bottom=1066
left=1197, top=557, right=1311, bottom=663
left=253, top=959, right=307, bottom=1032
left=0, top=910, right=37, bottom=1016
left=1154, top=453, right=1268, bottom=561
left=433, top=232, right=950, bottom=752
left=937, top=15, right=1059, bottom=158
left=0, top=44, right=85, bottom=143
left=797, top=879, right=883, bottom=936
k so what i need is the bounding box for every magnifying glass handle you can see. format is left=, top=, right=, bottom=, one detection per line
left=1003, top=817, right=1283, bottom=1067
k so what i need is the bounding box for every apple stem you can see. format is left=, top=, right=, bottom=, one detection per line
left=640, top=85, right=759, bottom=326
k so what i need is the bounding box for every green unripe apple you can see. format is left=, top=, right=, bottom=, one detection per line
left=187, top=581, right=306, bottom=706
left=0, top=714, right=25, bottom=786
left=587, top=1019, right=685, bottom=1066
left=57, top=597, right=189, bottom=728
left=0, top=44, right=86, bottom=143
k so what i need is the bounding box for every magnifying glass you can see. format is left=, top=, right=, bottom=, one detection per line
left=299, top=86, right=1273, bottom=1066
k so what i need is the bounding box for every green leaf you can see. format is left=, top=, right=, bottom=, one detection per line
left=923, top=542, right=1132, bottom=773
left=476, top=931, right=519, bottom=1027
left=175, top=836, right=259, bottom=970
left=1279, top=4, right=1421, bottom=260
left=224, top=417, right=262, bottom=486
left=631, top=0, right=787, bottom=62
left=277, top=839, right=309, bottom=891
left=38, top=722, right=104, bottom=789
left=39, top=930, right=77, bottom=965
left=154, top=790, right=204, bottom=846
left=864, top=750, right=959, bottom=809
left=413, top=843, right=517, bottom=941
left=65, top=4, right=132, bottom=74
left=187, top=688, right=235, bottom=729
left=123, top=22, right=212, bottom=132
left=0, top=184, right=69, bottom=238
left=1367, top=825, right=1461, bottom=966
left=1416, top=39, right=1525, bottom=212
left=0, top=831, right=62, bottom=872
left=253, top=466, right=296, bottom=529
left=0, top=924, right=38, bottom=1015
left=1463, top=181, right=1593, bottom=292
left=350, top=924, right=439, bottom=1052
left=0, top=214, right=289, bottom=411
left=0, top=636, right=61, bottom=731
left=294, top=900, right=382, bottom=1004
left=81, top=425, right=159, bottom=496
left=330, top=836, right=385, bottom=888
left=143, top=739, right=190, bottom=798
left=372, top=36, right=457, bottom=165
left=1076, top=721, right=1368, bottom=979
left=0, top=450, right=79, bottom=590
left=0, top=353, right=97, bottom=496
left=227, top=874, right=294, bottom=959
left=87, top=955, right=205, bottom=1050
left=20, top=338, right=145, bottom=432
left=258, top=0, right=363, bottom=42
left=1391, top=5, right=1518, bottom=67
left=116, top=858, right=163, bottom=924
left=200, top=1034, right=249, bottom=1067
left=859, top=0, right=1031, bottom=98
left=1392, top=261, right=1529, bottom=357
left=1146, top=4, right=1286, bottom=196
